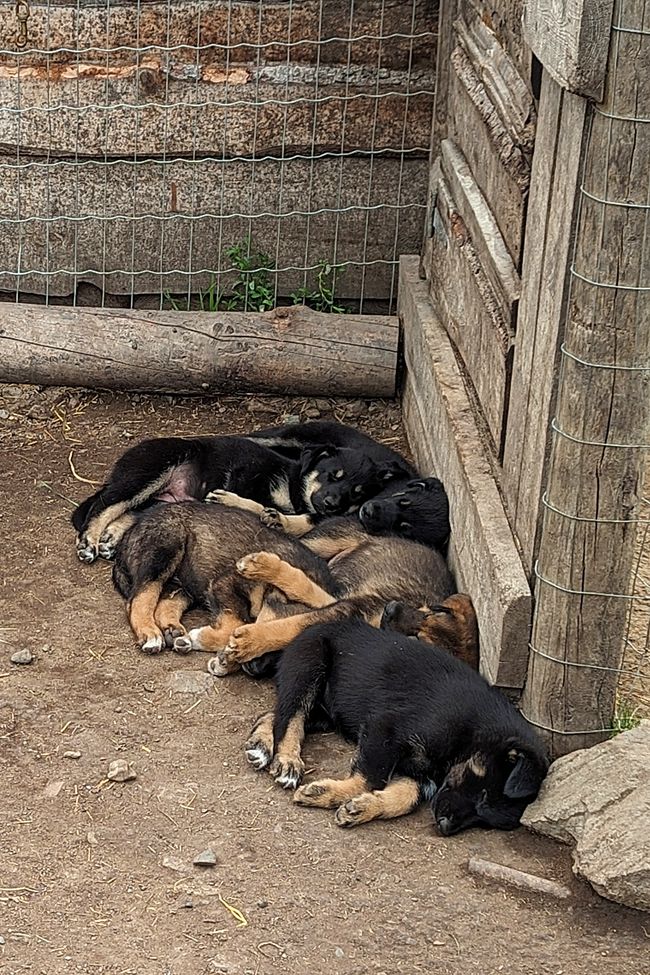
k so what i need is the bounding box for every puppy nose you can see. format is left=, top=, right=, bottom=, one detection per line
left=382, top=600, right=399, bottom=623
left=437, top=817, right=453, bottom=836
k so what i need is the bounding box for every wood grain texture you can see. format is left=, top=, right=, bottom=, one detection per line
left=0, top=303, right=399, bottom=396
left=0, top=0, right=437, bottom=71
left=0, top=155, right=427, bottom=299
left=428, top=173, right=514, bottom=452
left=523, top=0, right=616, bottom=99
left=521, top=2, right=650, bottom=755
left=502, top=72, right=589, bottom=573
left=400, top=256, right=531, bottom=689
left=448, top=10, right=536, bottom=264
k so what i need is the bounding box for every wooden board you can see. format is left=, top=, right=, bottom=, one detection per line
left=428, top=165, right=515, bottom=452
left=0, top=302, right=399, bottom=396
left=0, top=71, right=434, bottom=158
left=400, top=255, right=531, bottom=688
left=0, top=155, right=428, bottom=298
left=523, top=0, right=615, bottom=99
left=521, top=11, right=650, bottom=755
left=0, top=0, right=437, bottom=71
left=471, top=0, right=531, bottom=81
left=447, top=9, right=536, bottom=265
left=502, top=72, right=589, bottom=572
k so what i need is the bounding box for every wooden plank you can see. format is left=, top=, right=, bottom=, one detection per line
left=502, top=72, right=589, bottom=572
left=521, top=1, right=650, bottom=755
left=0, top=155, right=428, bottom=298
left=470, top=0, right=531, bottom=82
left=428, top=174, right=513, bottom=451
left=0, top=71, right=434, bottom=158
left=400, top=255, right=531, bottom=688
left=523, top=0, right=616, bottom=99
left=0, top=302, right=399, bottom=396
left=447, top=10, right=535, bottom=264
left=0, top=1, right=437, bottom=71
left=441, top=138, right=520, bottom=310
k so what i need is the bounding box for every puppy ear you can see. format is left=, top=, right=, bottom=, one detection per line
left=378, top=460, right=408, bottom=482
left=300, top=445, right=334, bottom=471
left=503, top=745, right=547, bottom=800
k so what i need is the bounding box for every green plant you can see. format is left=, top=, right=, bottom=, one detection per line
left=222, top=239, right=275, bottom=312
left=165, top=276, right=222, bottom=312
left=611, top=697, right=641, bottom=736
left=290, top=261, right=347, bottom=314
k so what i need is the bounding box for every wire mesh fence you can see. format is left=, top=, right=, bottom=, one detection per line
left=520, top=0, right=650, bottom=752
left=0, top=0, right=437, bottom=314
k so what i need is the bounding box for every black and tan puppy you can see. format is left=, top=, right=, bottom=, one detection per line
left=210, top=419, right=452, bottom=553
left=111, top=502, right=337, bottom=660
left=73, top=431, right=406, bottom=564
left=208, top=516, right=461, bottom=675
left=245, top=619, right=548, bottom=834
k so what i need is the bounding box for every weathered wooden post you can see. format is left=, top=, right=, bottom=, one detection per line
left=520, top=0, right=650, bottom=755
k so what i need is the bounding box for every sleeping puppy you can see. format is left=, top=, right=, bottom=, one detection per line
left=214, top=419, right=452, bottom=553
left=111, top=502, right=337, bottom=660
left=73, top=433, right=406, bottom=564
left=205, top=516, right=463, bottom=676
left=244, top=618, right=548, bottom=834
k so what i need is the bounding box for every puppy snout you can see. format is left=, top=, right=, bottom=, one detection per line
left=436, top=816, right=453, bottom=836
left=381, top=600, right=400, bottom=627
left=322, top=496, right=339, bottom=512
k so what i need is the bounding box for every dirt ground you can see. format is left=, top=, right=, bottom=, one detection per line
left=1, top=385, right=648, bottom=975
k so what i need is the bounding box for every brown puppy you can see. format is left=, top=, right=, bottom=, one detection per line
left=207, top=516, right=477, bottom=675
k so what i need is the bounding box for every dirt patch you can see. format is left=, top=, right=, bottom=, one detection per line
left=1, top=385, right=648, bottom=975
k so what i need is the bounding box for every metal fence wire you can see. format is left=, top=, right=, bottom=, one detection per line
left=0, top=0, right=437, bottom=313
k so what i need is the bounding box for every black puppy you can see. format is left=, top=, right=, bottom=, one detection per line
left=249, top=421, right=450, bottom=551
left=73, top=432, right=405, bottom=564
left=245, top=620, right=548, bottom=834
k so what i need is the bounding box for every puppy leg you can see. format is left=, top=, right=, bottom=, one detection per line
left=205, top=490, right=265, bottom=516
left=128, top=581, right=165, bottom=653
left=244, top=712, right=275, bottom=770
left=77, top=500, right=132, bottom=563
left=154, top=590, right=191, bottom=649
left=269, top=714, right=306, bottom=789
left=260, top=508, right=314, bottom=537
left=295, top=772, right=368, bottom=808
left=237, top=551, right=336, bottom=608
left=224, top=606, right=343, bottom=664
left=334, top=778, right=421, bottom=828
left=173, top=610, right=245, bottom=671
left=97, top=512, right=138, bottom=560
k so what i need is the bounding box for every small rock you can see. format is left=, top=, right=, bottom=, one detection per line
left=10, top=648, right=33, bottom=665
left=193, top=848, right=218, bottom=867
left=257, top=899, right=268, bottom=908
left=0, top=409, right=9, bottom=419
left=284, top=414, right=300, bottom=425
left=176, top=894, right=194, bottom=909
left=87, top=831, right=98, bottom=846
left=162, top=855, right=186, bottom=873
left=107, top=759, right=137, bottom=782
left=304, top=407, right=320, bottom=419
left=334, top=947, right=345, bottom=959
left=44, top=779, right=64, bottom=798
left=63, top=750, right=82, bottom=759
left=315, top=398, right=330, bottom=411
left=169, top=671, right=215, bottom=695
left=344, top=401, right=364, bottom=418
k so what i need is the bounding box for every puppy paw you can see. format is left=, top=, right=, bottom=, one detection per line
left=236, top=551, right=281, bottom=581
left=294, top=781, right=334, bottom=807
left=270, top=755, right=304, bottom=790
left=244, top=713, right=274, bottom=769
left=335, top=795, right=373, bottom=828
left=140, top=634, right=164, bottom=655
left=225, top=626, right=265, bottom=664
left=76, top=536, right=97, bottom=563
left=172, top=633, right=193, bottom=654
left=207, top=653, right=238, bottom=677
left=260, top=507, right=283, bottom=530
left=97, top=527, right=120, bottom=561
left=205, top=489, right=240, bottom=507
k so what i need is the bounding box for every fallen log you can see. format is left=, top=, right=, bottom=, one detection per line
left=0, top=303, right=399, bottom=397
